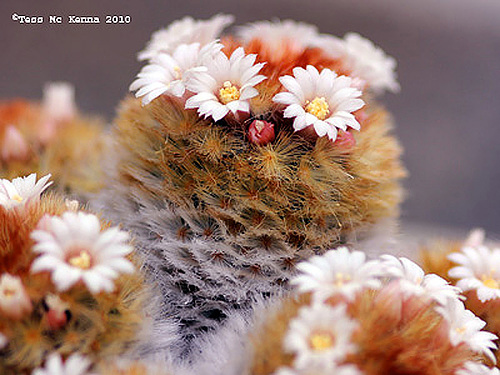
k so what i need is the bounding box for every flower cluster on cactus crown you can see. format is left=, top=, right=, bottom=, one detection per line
left=130, top=16, right=399, bottom=142
left=279, top=247, right=498, bottom=374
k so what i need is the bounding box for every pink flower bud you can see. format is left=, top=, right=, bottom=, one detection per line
left=1, top=125, right=29, bottom=162
left=334, top=130, right=356, bottom=149
left=248, top=120, right=275, bottom=145
left=45, top=294, right=70, bottom=330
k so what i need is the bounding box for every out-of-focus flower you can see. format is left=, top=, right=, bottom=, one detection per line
left=32, top=352, right=93, bottom=375
left=42, top=82, right=76, bottom=123
left=273, top=65, right=364, bottom=141
left=248, top=119, right=275, bottom=145
left=448, top=244, right=500, bottom=302
left=381, top=255, right=461, bottom=305
left=138, top=14, right=233, bottom=61
left=31, top=212, right=135, bottom=294
left=130, top=41, right=222, bottom=105
left=185, top=47, right=266, bottom=121
left=1, top=125, right=29, bottom=162
left=237, top=19, right=319, bottom=53
left=436, top=298, right=497, bottom=363
left=0, top=274, right=32, bottom=320
left=284, top=303, right=357, bottom=371
left=0, top=174, right=52, bottom=210
left=291, top=247, right=382, bottom=302
left=44, top=294, right=71, bottom=330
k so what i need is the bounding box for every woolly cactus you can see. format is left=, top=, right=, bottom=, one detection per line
left=0, top=83, right=108, bottom=198
left=240, top=247, right=497, bottom=375
left=0, top=174, right=153, bottom=374
left=100, top=16, right=406, bottom=343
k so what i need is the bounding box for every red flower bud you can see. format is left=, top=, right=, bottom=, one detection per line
left=248, top=120, right=275, bottom=146
left=334, top=130, right=356, bottom=149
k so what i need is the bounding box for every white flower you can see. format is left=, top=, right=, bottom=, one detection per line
left=43, top=82, right=76, bottom=122
left=338, top=33, right=399, bottom=94
left=32, top=352, right=93, bottom=375
left=0, top=274, right=32, bottom=319
left=284, top=303, right=357, bottom=371
left=237, top=19, right=319, bottom=53
left=380, top=255, right=461, bottom=305
left=30, top=212, right=135, bottom=294
left=130, top=41, right=222, bottom=105
left=138, top=14, right=233, bottom=61
left=291, top=247, right=382, bottom=302
left=185, top=47, right=266, bottom=121
left=273, top=65, right=364, bottom=141
left=456, top=362, right=500, bottom=375
left=448, top=244, right=500, bottom=302
left=436, top=298, right=497, bottom=363
left=0, top=173, right=52, bottom=209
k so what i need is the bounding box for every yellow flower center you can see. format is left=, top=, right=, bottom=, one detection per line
left=219, top=81, right=240, bottom=104
left=3, top=287, right=17, bottom=298
left=305, top=97, right=330, bottom=120
left=68, top=250, right=92, bottom=269
left=455, top=326, right=466, bottom=335
left=334, top=272, right=351, bottom=287
left=481, top=275, right=500, bottom=289
left=12, top=194, right=23, bottom=203
left=309, top=331, right=335, bottom=351
left=173, top=65, right=182, bottom=80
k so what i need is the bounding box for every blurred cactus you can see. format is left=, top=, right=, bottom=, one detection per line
left=0, top=83, right=108, bottom=199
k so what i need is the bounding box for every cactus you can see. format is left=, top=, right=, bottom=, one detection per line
left=0, top=83, right=108, bottom=198
left=0, top=174, right=153, bottom=374
left=100, top=17, right=406, bottom=346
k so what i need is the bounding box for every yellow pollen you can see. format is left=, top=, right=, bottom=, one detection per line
left=219, top=81, right=240, bottom=104
left=481, top=275, right=500, bottom=289
left=455, top=326, right=466, bottom=335
left=3, top=287, right=17, bottom=298
left=309, top=331, right=335, bottom=351
left=68, top=251, right=92, bottom=270
left=173, top=65, right=182, bottom=79
left=305, top=97, right=330, bottom=120
left=334, top=272, right=351, bottom=287
left=12, top=194, right=23, bottom=203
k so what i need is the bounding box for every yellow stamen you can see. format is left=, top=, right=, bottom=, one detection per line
left=173, top=66, right=182, bottom=80
left=334, top=272, right=351, bottom=287
left=481, top=275, right=500, bottom=289
left=219, top=81, right=240, bottom=104
left=455, top=326, right=466, bottom=335
left=3, top=288, right=17, bottom=298
left=12, top=194, right=23, bottom=203
left=68, top=251, right=92, bottom=269
left=309, top=331, right=335, bottom=351
left=305, top=97, right=330, bottom=120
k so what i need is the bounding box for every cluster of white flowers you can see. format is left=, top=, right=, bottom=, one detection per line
left=131, top=17, right=400, bottom=142
left=30, top=211, right=135, bottom=294
left=284, top=246, right=498, bottom=372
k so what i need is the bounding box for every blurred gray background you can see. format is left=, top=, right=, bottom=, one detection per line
left=1, top=0, right=499, bottom=234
